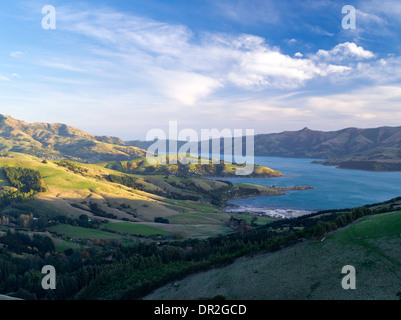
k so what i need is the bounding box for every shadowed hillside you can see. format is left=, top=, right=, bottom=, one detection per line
left=253, top=126, right=401, bottom=159
left=145, top=206, right=401, bottom=300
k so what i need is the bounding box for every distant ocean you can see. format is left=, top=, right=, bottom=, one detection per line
left=221, top=156, right=401, bottom=218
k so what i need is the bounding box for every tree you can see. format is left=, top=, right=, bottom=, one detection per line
left=177, top=163, right=190, bottom=176
left=313, top=220, right=327, bottom=238
left=81, top=250, right=90, bottom=260
left=215, top=163, right=225, bottom=176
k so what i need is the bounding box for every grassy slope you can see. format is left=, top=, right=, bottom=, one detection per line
left=145, top=210, right=401, bottom=300
left=0, top=152, right=233, bottom=238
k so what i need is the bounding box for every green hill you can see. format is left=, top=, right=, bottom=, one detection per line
left=99, top=155, right=282, bottom=178
left=145, top=210, right=401, bottom=300
left=0, top=152, right=230, bottom=239
left=0, top=115, right=146, bottom=162
left=0, top=115, right=283, bottom=176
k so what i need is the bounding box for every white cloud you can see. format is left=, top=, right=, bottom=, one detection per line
left=228, top=49, right=321, bottom=89
left=303, top=85, right=401, bottom=126
left=318, top=55, right=401, bottom=85
left=62, top=9, right=192, bottom=56
left=208, top=84, right=401, bottom=133
left=361, top=0, right=401, bottom=19
left=152, top=70, right=223, bottom=106
left=308, top=25, right=334, bottom=37
left=356, top=9, right=384, bottom=25
left=10, top=51, right=23, bottom=58
left=225, top=43, right=355, bottom=89
left=315, top=42, right=376, bottom=62
left=55, top=7, right=387, bottom=102
left=354, top=56, right=401, bottom=83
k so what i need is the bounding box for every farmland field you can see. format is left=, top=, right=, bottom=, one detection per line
left=104, top=222, right=171, bottom=236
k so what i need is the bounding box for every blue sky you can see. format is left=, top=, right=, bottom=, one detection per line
left=1, top=0, right=401, bottom=139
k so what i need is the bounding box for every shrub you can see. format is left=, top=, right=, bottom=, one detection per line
left=154, top=217, right=170, bottom=224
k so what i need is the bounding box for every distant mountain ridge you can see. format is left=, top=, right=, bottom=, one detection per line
left=0, top=115, right=146, bottom=162
left=252, top=126, right=401, bottom=171
left=128, top=126, right=401, bottom=171
left=3, top=114, right=401, bottom=171
left=253, top=126, right=401, bottom=158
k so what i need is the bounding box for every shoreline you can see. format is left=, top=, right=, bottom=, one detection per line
left=223, top=185, right=313, bottom=201
left=223, top=203, right=312, bottom=219
left=222, top=185, right=314, bottom=219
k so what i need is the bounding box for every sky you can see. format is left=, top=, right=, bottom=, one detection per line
left=1, top=0, right=401, bottom=140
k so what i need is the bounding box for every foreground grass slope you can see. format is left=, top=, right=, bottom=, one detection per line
left=145, top=210, right=401, bottom=300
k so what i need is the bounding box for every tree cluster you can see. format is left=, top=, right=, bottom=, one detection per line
left=3, top=167, right=46, bottom=193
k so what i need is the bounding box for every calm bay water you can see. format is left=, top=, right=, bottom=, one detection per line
left=223, top=156, right=401, bottom=218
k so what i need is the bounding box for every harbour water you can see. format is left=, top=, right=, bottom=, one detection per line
left=222, top=156, right=401, bottom=218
